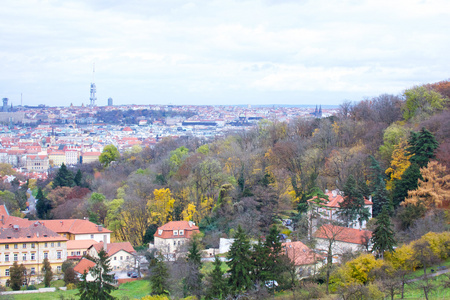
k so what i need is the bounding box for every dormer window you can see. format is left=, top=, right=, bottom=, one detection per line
left=158, top=230, right=163, bottom=235
left=173, top=230, right=178, bottom=236
left=179, top=230, right=184, bottom=236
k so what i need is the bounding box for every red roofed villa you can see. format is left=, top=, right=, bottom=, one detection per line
left=153, top=221, right=200, bottom=255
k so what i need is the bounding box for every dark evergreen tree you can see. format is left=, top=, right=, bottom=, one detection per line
left=77, top=249, right=116, bottom=299
left=406, top=128, right=438, bottom=168
left=369, top=156, right=391, bottom=217
left=52, top=163, right=75, bottom=188
left=42, top=257, right=53, bottom=287
left=392, top=163, right=421, bottom=208
left=150, top=254, right=169, bottom=295
left=206, top=256, right=227, bottom=300
left=371, top=206, right=396, bottom=258
left=227, top=225, right=254, bottom=293
left=263, top=226, right=284, bottom=284
left=74, top=169, right=83, bottom=187
left=36, top=188, right=52, bottom=220
left=338, top=175, right=370, bottom=228
left=184, top=238, right=203, bottom=298
left=251, top=238, right=267, bottom=284
left=9, top=261, right=25, bottom=291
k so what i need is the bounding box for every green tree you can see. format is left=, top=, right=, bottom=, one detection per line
left=227, top=225, right=254, bottom=293
left=74, top=169, right=83, bottom=187
left=406, top=128, right=438, bottom=168
left=9, top=261, right=25, bottom=291
left=99, top=145, right=120, bottom=167
left=369, top=156, right=391, bottom=217
left=150, top=255, right=169, bottom=295
left=264, top=226, right=284, bottom=284
left=339, top=175, right=370, bottom=228
left=206, top=256, right=227, bottom=299
left=392, top=163, right=421, bottom=208
left=402, top=85, right=448, bottom=120
left=53, top=163, right=74, bottom=188
left=42, top=257, right=53, bottom=287
left=77, top=249, right=116, bottom=299
left=36, top=187, right=52, bottom=219
left=371, top=206, right=396, bottom=258
left=184, top=238, right=203, bottom=298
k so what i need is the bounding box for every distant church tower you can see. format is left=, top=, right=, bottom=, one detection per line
left=108, top=97, right=113, bottom=106
left=2, top=98, right=8, bottom=112
left=90, top=64, right=97, bottom=107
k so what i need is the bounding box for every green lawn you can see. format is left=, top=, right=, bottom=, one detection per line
left=11, top=280, right=151, bottom=300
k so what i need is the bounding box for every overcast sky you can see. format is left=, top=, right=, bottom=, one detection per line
left=1, top=0, right=449, bottom=107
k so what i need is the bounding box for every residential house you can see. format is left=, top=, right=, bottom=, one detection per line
left=282, top=241, right=324, bottom=279
left=0, top=222, right=68, bottom=286
left=153, top=221, right=200, bottom=256
left=39, top=219, right=112, bottom=243
left=314, top=224, right=372, bottom=263
left=67, top=239, right=98, bottom=260
left=88, top=241, right=136, bottom=271
left=81, top=152, right=101, bottom=164
left=73, top=258, right=96, bottom=281
left=308, top=189, right=373, bottom=230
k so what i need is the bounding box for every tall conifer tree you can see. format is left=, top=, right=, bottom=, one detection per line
left=206, top=256, right=227, bottom=300
left=227, top=225, right=254, bottom=293
left=371, top=206, right=396, bottom=258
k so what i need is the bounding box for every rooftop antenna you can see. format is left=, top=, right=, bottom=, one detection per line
left=90, top=63, right=97, bottom=107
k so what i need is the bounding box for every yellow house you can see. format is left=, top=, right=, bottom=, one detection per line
left=0, top=222, right=68, bottom=286
left=48, top=151, right=66, bottom=167
left=81, top=152, right=101, bottom=164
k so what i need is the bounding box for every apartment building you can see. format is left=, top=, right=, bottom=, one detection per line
left=0, top=222, right=68, bottom=286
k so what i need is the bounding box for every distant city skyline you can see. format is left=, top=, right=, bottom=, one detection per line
left=1, top=0, right=449, bottom=107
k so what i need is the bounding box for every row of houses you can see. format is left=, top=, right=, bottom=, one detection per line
left=0, top=205, right=135, bottom=286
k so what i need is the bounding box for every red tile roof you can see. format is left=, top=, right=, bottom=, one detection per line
left=90, top=241, right=136, bottom=256
left=309, top=190, right=373, bottom=208
left=74, top=258, right=96, bottom=274
left=282, top=241, right=324, bottom=266
left=67, top=239, right=98, bottom=250
left=0, top=222, right=68, bottom=243
left=40, top=219, right=112, bottom=235
left=314, top=224, right=372, bottom=245
left=154, top=221, right=200, bottom=239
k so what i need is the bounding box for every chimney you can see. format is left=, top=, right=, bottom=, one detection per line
left=98, top=225, right=103, bottom=232
left=331, top=190, right=337, bottom=198
left=103, top=235, right=108, bottom=252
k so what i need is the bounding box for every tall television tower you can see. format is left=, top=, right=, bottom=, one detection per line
left=90, top=63, right=97, bottom=107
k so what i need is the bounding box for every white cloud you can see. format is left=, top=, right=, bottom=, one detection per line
left=0, top=0, right=449, bottom=106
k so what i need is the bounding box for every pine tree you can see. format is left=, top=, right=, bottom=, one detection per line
left=263, top=226, right=284, bottom=283
left=392, top=163, right=421, bottom=208
left=227, top=225, right=254, bottom=293
left=9, top=261, right=25, bottom=291
left=369, top=156, right=390, bottom=217
left=206, top=256, right=227, bottom=300
left=36, top=188, right=52, bottom=219
left=184, top=238, right=203, bottom=298
left=406, top=128, right=438, bottom=168
left=74, top=169, right=83, bottom=187
left=371, top=206, right=396, bottom=258
left=339, top=175, right=370, bottom=228
left=42, top=257, right=53, bottom=287
left=53, top=163, right=75, bottom=188
left=150, top=254, right=169, bottom=295
left=77, top=250, right=116, bottom=299
left=251, top=238, right=267, bottom=284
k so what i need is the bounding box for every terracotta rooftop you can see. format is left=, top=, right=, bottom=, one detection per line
left=0, top=222, right=68, bottom=243
left=90, top=241, right=136, bottom=256
left=314, top=224, right=372, bottom=245
left=154, top=221, right=200, bottom=239
left=74, top=258, right=96, bottom=274
left=282, top=241, right=324, bottom=266
left=309, top=190, right=373, bottom=208
left=40, top=219, right=112, bottom=235
left=67, top=239, right=98, bottom=250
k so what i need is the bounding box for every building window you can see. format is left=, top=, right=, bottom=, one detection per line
left=57, top=242, right=61, bottom=247
left=45, top=243, right=48, bottom=247
left=179, top=230, right=184, bottom=235
left=44, top=252, right=48, bottom=259
left=14, top=244, right=18, bottom=249
left=158, top=230, right=163, bottom=235
left=57, top=251, right=62, bottom=259
left=23, top=243, right=26, bottom=249
left=31, top=243, right=35, bottom=249
left=57, top=266, right=61, bottom=273
left=173, top=241, right=176, bottom=246
left=5, top=244, right=9, bottom=250
left=51, top=242, right=54, bottom=247
left=23, top=254, right=27, bottom=261
left=31, top=268, right=35, bottom=275
left=120, top=256, right=123, bottom=260
left=5, top=269, right=9, bottom=276
left=83, top=251, right=87, bottom=255
left=14, top=254, right=18, bottom=261
left=90, top=234, right=94, bottom=239
left=114, top=257, right=117, bottom=260
left=5, top=254, right=9, bottom=262
left=173, top=230, right=178, bottom=236
left=31, top=253, right=35, bottom=260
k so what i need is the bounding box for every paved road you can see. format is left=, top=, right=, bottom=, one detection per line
left=408, top=268, right=450, bottom=283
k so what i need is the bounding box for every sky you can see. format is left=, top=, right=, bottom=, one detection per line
left=1, top=0, right=449, bottom=107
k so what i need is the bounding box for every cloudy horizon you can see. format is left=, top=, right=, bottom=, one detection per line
left=1, top=0, right=449, bottom=107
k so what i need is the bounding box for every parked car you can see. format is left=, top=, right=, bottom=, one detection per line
left=131, top=272, right=139, bottom=278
